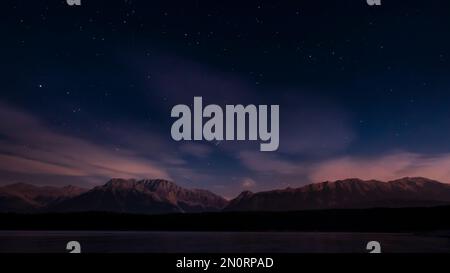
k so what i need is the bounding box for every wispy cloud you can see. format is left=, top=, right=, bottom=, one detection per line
left=309, top=152, right=450, bottom=183
left=241, top=177, right=257, bottom=189
left=143, top=55, right=356, bottom=157
left=238, top=149, right=450, bottom=186
left=0, top=102, right=170, bottom=185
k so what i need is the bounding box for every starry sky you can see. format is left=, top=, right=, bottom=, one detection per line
left=1, top=0, right=450, bottom=198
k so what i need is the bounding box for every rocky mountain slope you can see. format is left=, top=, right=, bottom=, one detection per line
left=225, top=177, right=450, bottom=211
left=50, top=179, right=228, bottom=214
left=0, top=183, right=87, bottom=213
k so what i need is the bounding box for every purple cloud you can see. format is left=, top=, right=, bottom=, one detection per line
left=0, top=102, right=171, bottom=186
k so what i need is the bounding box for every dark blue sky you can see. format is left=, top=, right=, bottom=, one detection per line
left=1, top=0, right=450, bottom=198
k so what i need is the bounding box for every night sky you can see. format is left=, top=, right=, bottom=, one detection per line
left=1, top=0, right=450, bottom=198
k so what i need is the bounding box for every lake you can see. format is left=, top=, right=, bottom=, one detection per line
left=0, top=231, right=449, bottom=253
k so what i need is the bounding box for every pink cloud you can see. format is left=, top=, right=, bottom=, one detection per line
left=241, top=177, right=257, bottom=189
left=309, top=152, right=450, bottom=183
left=239, top=149, right=450, bottom=187
left=0, top=102, right=171, bottom=184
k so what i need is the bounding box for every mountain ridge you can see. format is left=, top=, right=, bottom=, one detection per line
left=50, top=178, right=228, bottom=214
left=225, top=177, right=450, bottom=211
left=0, top=183, right=87, bottom=213
left=2, top=177, right=450, bottom=214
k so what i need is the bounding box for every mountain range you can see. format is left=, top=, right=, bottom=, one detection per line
left=0, top=183, right=87, bottom=213
left=50, top=178, right=228, bottom=214
left=0, top=179, right=228, bottom=214
left=1, top=177, right=450, bottom=214
left=225, top=177, right=450, bottom=211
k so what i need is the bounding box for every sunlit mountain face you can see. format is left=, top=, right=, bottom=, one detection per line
left=1, top=0, right=450, bottom=200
